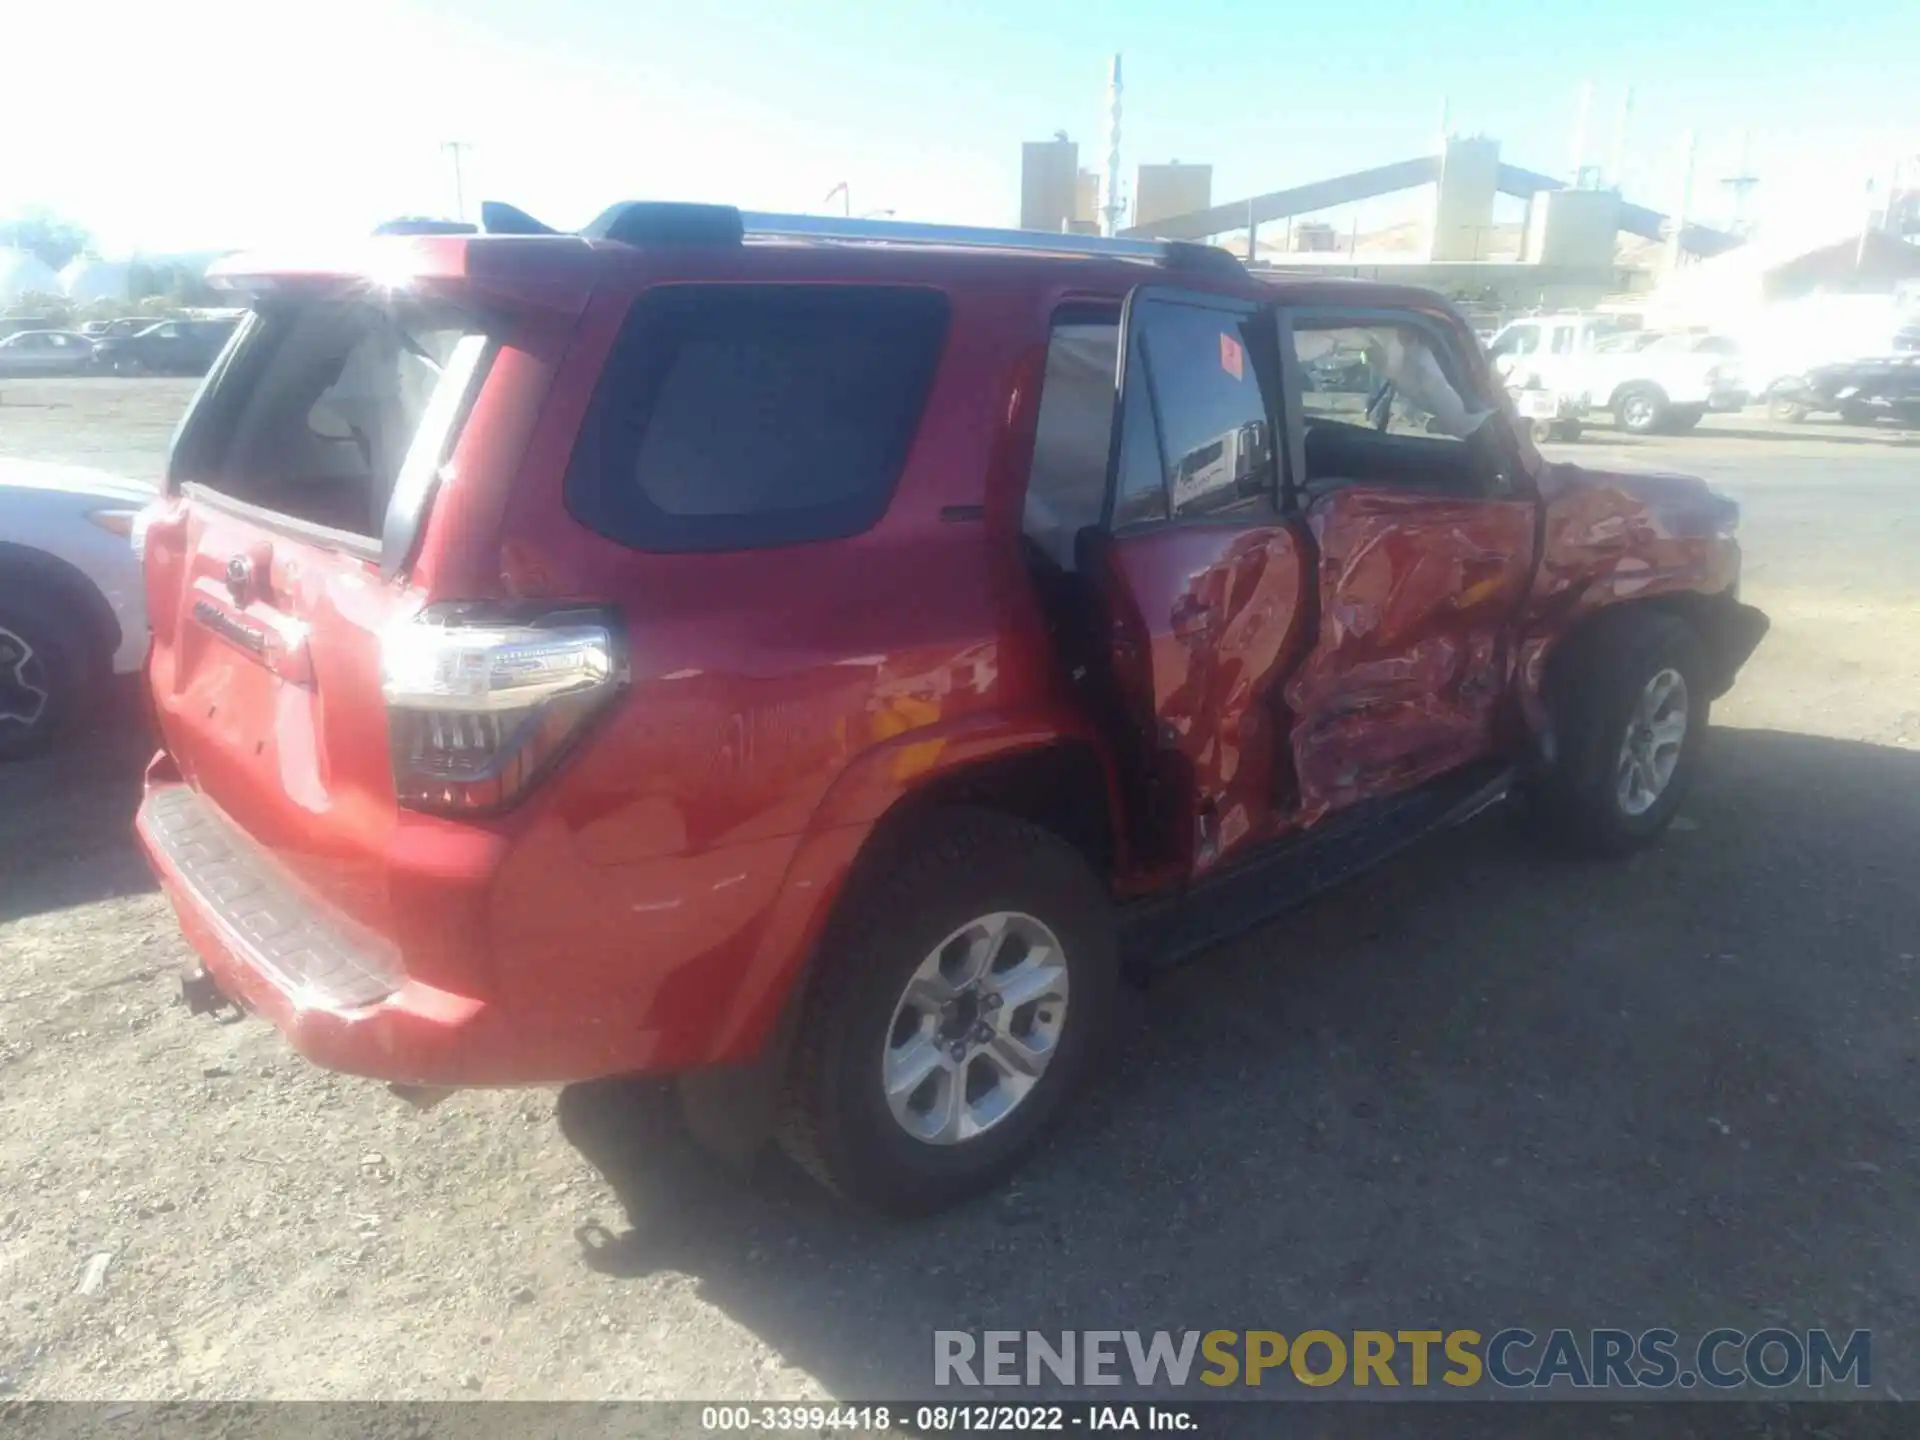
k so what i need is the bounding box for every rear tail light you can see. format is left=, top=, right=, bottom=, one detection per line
left=381, top=607, right=624, bottom=813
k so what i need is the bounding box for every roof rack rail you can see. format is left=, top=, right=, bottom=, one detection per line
left=737, top=211, right=1245, bottom=277
left=371, top=217, right=479, bottom=236
left=575, top=202, right=1244, bottom=277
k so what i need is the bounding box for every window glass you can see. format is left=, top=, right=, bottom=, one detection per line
left=1550, top=326, right=1578, bottom=355
left=1289, top=317, right=1504, bottom=498
left=1129, top=299, right=1271, bottom=518
left=1111, top=354, right=1168, bottom=528
left=1294, top=322, right=1491, bottom=440
left=1023, top=321, right=1118, bottom=568
left=1490, top=325, right=1538, bottom=358
left=566, top=286, right=949, bottom=552
left=197, top=301, right=489, bottom=539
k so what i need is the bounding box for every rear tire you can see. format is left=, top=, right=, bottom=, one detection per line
left=0, top=587, right=92, bottom=761
left=778, top=808, right=1118, bottom=1214
left=1614, top=385, right=1669, bottom=435
left=1767, top=392, right=1810, bottom=424
left=1529, top=611, right=1709, bottom=857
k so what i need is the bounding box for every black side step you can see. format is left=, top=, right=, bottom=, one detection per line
left=1120, top=762, right=1516, bottom=971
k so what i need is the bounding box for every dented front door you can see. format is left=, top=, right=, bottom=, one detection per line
left=1278, top=309, right=1538, bottom=822
left=1284, top=489, right=1535, bottom=819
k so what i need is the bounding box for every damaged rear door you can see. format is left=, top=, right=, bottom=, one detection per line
left=1074, top=289, right=1311, bottom=878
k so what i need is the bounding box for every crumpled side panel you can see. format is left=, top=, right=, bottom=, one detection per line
left=1285, top=488, right=1536, bottom=822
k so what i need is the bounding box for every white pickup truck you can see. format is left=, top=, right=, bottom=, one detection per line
left=1486, top=314, right=1750, bottom=435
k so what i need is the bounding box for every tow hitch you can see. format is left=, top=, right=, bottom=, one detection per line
left=179, top=966, right=235, bottom=1017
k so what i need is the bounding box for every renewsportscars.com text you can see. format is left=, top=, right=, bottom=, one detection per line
left=934, top=1328, right=1871, bottom=1391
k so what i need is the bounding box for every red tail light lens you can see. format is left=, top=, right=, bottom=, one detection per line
left=381, top=608, right=623, bottom=813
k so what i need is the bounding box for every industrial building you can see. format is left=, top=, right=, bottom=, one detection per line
left=1018, top=136, right=1102, bottom=236
left=1017, top=65, right=1747, bottom=311
left=1133, top=163, right=1213, bottom=231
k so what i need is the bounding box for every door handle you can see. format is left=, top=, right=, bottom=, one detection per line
left=1171, top=599, right=1217, bottom=639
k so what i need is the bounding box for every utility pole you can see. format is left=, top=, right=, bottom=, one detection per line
left=1719, top=130, right=1759, bottom=238
left=441, top=141, right=471, bottom=222
left=1664, top=129, right=1698, bottom=275
left=1857, top=172, right=1880, bottom=270
left=1607, top=86, right=1635, bottom=191
left=1569, top=79, right=1594, bottom=187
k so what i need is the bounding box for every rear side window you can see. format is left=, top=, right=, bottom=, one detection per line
left=566, top=285, right=949, bottom=552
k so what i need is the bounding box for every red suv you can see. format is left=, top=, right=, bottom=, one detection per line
left=135, top=203, right=1767, bottom=1213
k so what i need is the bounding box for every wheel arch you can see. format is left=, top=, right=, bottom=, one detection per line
left=1608, top=378, right=1669, bottom=411
left=697, top=727, right=1127, bottom=1072
left=0, top=540, right=122, bottom=673
left=1538, top=588, right=1768, bottom=722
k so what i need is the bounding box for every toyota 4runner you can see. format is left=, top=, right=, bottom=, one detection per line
left=135, top=203, right=1768, bottom=1213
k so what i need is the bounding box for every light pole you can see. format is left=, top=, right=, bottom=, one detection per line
left=441, top=141, right=471, bottom=222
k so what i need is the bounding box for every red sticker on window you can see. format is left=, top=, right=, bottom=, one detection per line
left=1219, top=331, right=1244, bottom=381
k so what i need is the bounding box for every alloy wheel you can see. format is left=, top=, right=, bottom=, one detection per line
left=1615, top=667, right=1689, bottom=816
left=881, top=911, right=1069, bottom=1146
left=0, top=626, right=50, bottom=734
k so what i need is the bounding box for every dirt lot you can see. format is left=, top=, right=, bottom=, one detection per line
left=2, top=379, right=1918, bottom=1403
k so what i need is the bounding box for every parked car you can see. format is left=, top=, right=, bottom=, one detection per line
left=1486, top=313, right=1748, bottom=435
left=1730, top=295, right=1920, bottom=400
left=133, top=205, right=1767, bottom=1213
left=1766, top=353, right=1920, bottom=426
left=0, top=328, right=98, bottom=377
left=1599, top=330, right=1740, bottom=357
left=90, top=317, right=238, bottom=376
left=81, top=316, right=177, bottom=341
left=0, top=460, right=154, bottom=759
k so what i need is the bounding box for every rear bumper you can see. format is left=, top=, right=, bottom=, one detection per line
left=135, top=779, right=800, bottom=1086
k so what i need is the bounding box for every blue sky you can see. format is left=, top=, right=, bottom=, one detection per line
left=2, top=0, right=1913, bottom=256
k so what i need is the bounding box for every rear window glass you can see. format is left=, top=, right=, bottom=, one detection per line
left=565, top=285, right=949, bottom=552
left=173, top=301, right=490, bottom=545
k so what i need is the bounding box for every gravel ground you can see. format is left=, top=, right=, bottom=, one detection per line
left=1, top=380, right=1917, bottom=1405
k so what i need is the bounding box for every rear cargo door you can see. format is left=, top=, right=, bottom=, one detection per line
left=142, top=295, right=501, bottom=928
